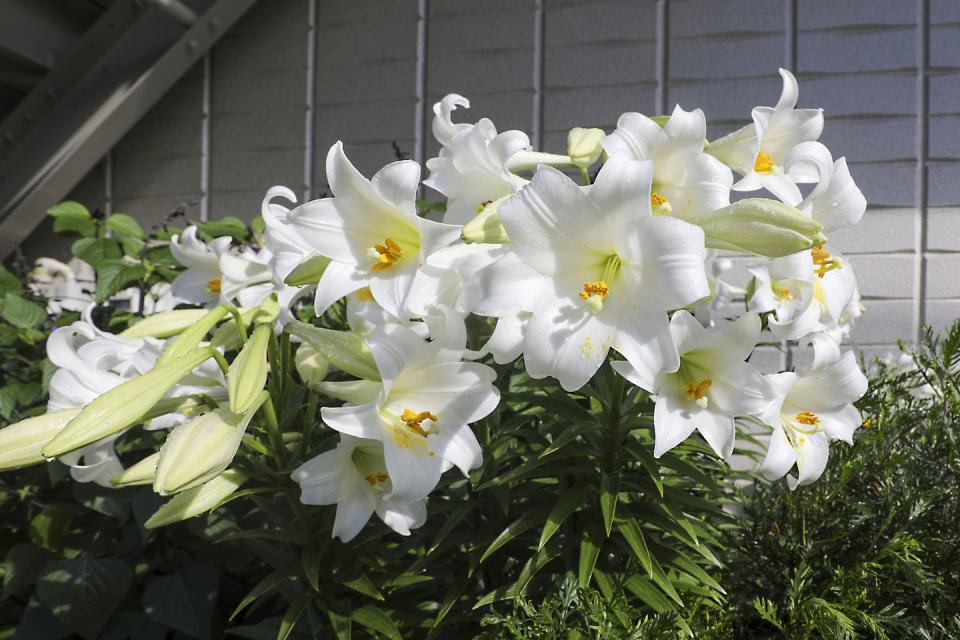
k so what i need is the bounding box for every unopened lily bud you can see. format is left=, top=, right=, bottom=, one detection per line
left=227, top=324, right=271, bottom=414
left=313, top=379, right=381, bottom=404
left=145, top=469, right=248, bottom=529
left=567, top=127, right=606, bottom=169
left=42, top=348, right=218, bottom=458
left=0, top=409, right=80, bottom=470
left=285, top=322, right=380, bottom=381
left=284, top=254, right=330, bottom=287
left=121, top=309, right=211, bottom=339
left=295, top=342, right=329, bottom=385
left=157, top=306, right=230, bottom=366
left=461, top=196, right=511, bottom=244
left=111, top=452, right=159, bottom=487
left=689, top=198, right=827, bottom=258
left=153, top=398, right=263, bottom=495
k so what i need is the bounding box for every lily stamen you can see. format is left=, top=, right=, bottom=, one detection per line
left=363, top=472, right=389, bottom=485
left=811, top=246, right=840, bottom=278
left=754, top=151, right=776, bottom=174
left=401, top=409, right=438, bottom=437
left=370, top=238, right=403, bottom=272
left=206, top=278, right=222, bottom=294
left=650, top=192, right=672, bottom=214
left=684, top=379, right=712, bottom=408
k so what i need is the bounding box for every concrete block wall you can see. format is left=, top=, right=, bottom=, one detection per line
left=34, top=0, right=959, bottom=356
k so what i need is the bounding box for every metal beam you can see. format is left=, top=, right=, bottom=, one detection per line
left=0, top=0, right=94, bottom=69
left=0, top=0, right=259, bottom=258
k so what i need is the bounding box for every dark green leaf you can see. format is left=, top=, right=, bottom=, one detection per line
left=36, top=556, right=133, bottom=639
left=351, top=605, right=402, bottom=640
left=600, top=472, right=620, bottom=536
left=341, top=571, right=383, bottom=601
left=539, top=486, right=591, bottom=550
left=198, top=217, right=248, bottom=242
left=96, top=259, right=145, bottom=303
left=142, top=559, right=218, bottom=640
left=578, top=525, right=601, bottom=589
left=276, top=593, right=312, bottom=640
left=230, top=570, right=293, bottom=622
left=480, top=510, right=547, bottom=564
left=0, top=265, right=22, bottom=295
left=2, top=543, right=52, bottom=600
left=1, top=293, right=46, bottom=329
left=72, top=238, right=122, bottom=268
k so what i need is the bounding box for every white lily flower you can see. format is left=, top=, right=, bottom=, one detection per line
left=320, top=307, right=500, bottom=501
left=707, top=68, right=824, bottom=203
left=28, top=257, right=96, bottom=313
left=603, top=105, right=733, bottom=220
left=782, top=141, right=867, bottom=232
left=757, top=334, right=867, bottom=488
left=279, top=143, right=460, bottom=320
left=474, top=158, right=709, bottom=391
left=614, top=311, right=772, bottom=459
left=748, top=243, right=858, bottom=341
left=170, top=226, right=233, bottom=306
left=424, top=95, right=531, bottom=225
left=292, top=434, right=427, bottom=542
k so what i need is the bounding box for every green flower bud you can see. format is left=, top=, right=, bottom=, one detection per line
left=567, top=127, right=606, bottom=169
left=294, top=342, right=329, bottom=386
left=461, top=196, right=511, bottom=244
left=689, top=198, right=827, bottom=258
left=313, top=379, right=381, bottom=404
left=284, top=322, right=380, bottom=381
left=42, top=348, right=218, bottom=458
left=0, top=409, right=80, bottom=471
left=120, top=309, right=211, bottom=339
left=284, top=254, right=331, bottom=287
left=153, top=398, right=263, bottom=495
left=110, top=452, right=160, bottom=487
left=157, top=306, right=230, bottom=366
left=227, top=324, right=271, bottom=414
left=145, top=469, right=248, bottom=529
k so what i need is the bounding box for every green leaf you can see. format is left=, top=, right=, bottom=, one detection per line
left=71, top=237, right=122, bottom=269
left=230, top=570, right=293, bottom=621
left=617, top=518, right=653, bottom=578
left=28, top=506, right=77, bottom=553
left=625, top=576, right=674, bottom=613
left=277, top=592, right=312, bottom=640
left=302, top=548, right=320, bottom=592
left=341, top=571, right=384, bottom=601
left=0, top=265, right=22, bottom=295
left=36, top=556, right=133, bottom=639
left=351, top=605, right=401, bottom=640
left=284, top=322, right=380, bottom=381
left=539, top=485, right=591, bottom=550
left=106, top=213, right=145, bottom=238
left=480, top=510, right=547, bottom=564
left=2, top=543, right=52, bottom=600
left=1, top=293, right=46, bottom=329
left=600, top=472, right=620, bottom=536
left=96, top=258, right=145, bottom=303
left=327, top=609, right=351, bottom=640
left=578, top=525, right=602, bottom=589
left=142, top=559, right=218, bottom=640
left=0, top=386, right=16, bottom=419
left=199, top=216, right=249, bottom=242
left=49, top=201, right=96, bottom=237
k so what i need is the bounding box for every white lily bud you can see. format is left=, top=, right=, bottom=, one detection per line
left=689, top=198, right=827, bottom=258
left=567, top=127, right=606, bottom=169
left=294, top=342, right=329, bottom=386
left=285, top=322, right=381, bottom=381
left=145, top=469, right=248, bottom=529
left=110, top=452, right=160, bottom=487
left=0, top=409, right=80, bottom=471
left=42, top=348, right=218, bottom=458
left=461, top=196, right=511, bottom=244
left=120, top=309, right=211, bottom=339
left=227, top=324, right=271, bottom=414
left=153, top=398, right=263, bottom=495
left=157, top=306, right=230, bottom=366
left=283, top=254, right=330, bottom=287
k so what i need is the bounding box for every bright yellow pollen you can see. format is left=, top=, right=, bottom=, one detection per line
left=754, top=151, right=776, bottom=174
left=684, top=379, right=712, bottom=401
left=372, top=238, right=403, bottom=272
left=777, top=287, right=792, bottom=299
left=206, top=278, right=222, bottom=294
left=650, top=192, right=669, bottom=207
left=401, top=409, right=438, bottom=437
left=579, top=281, right=609, bottom=301
left=363, top=472, right=389, bottom=485
left=796, top=411, right=820, bottom=426
left=356, top=287, right=375, bottom=302
left=862, top=417, right=874, bottom=429
left=811, top=246, right=840, bottom=278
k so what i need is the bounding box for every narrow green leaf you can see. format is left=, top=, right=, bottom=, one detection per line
left=577, top=525, right=601, bottom=589
left=327, top=609, right=351, bottom=640
left=539, top=486, right=591, bottom=550
left=617, top=518, right=653, bottom=578
left=480, top=510, right=546, bottom=564
left=472, top=583, right=518, bottom=610
left=600, top=472, right=620, bottom=536
left=341, top=571, right=383, bottom=601
left=277, top=592, right=312, bottom=640
left=302, top=548, right=320, bottom=592
left=230, top=570, right=294, bottom=621
left=625, top=576, right=675, bottom=613
left=351, top=605, right=401, bottom=640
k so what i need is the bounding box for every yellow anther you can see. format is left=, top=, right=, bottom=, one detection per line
left=811, top=246, right=840, bottom=278
left=754, top=151, right=776, bottom=174
left=579, top=281, right=609, bottom=301
left=777, top=287, right=792, bottom=299
left=795, top=411, right=820, bottom=426
left=371, top=238, right=403, bottom=272
left=206, top=278, right=222, bottom=294
left=356, top=287, right=375, bottom=302
left=475, top=199, right=494, bottom=213
left=651, top=192, right=669, bottom=207
left=363, top=472, right=389, bottom=485
left=684, top=379, right=712, bottom=401
left=401, top=409, right=438, bottom=437
left=862, top=417, right=874, bottom=429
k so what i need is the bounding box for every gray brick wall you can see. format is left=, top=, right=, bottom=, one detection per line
left=37, top=0, right=959, bottom=353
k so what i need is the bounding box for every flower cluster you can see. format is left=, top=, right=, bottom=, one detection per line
left=0, top=68, right=868, bottom=541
